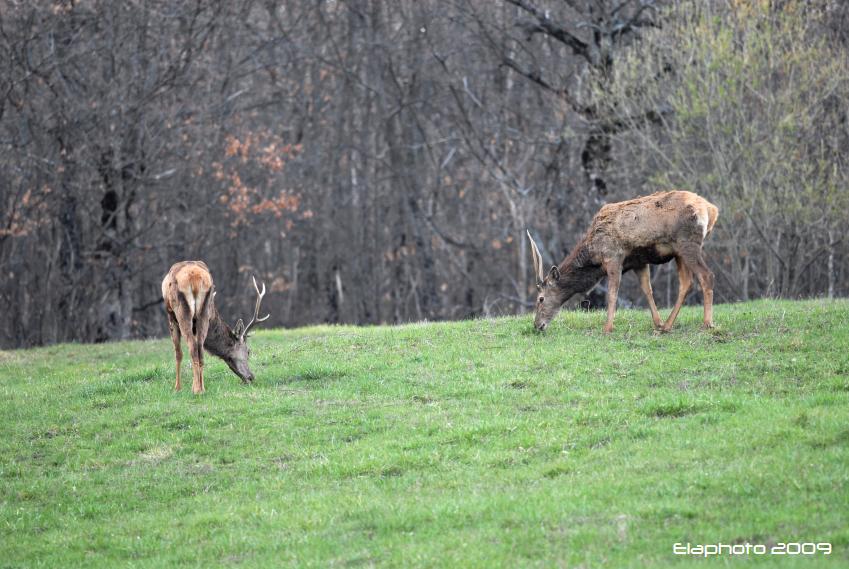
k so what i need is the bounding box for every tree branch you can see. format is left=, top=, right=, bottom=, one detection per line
left=505, top=0, right=589, bottom=59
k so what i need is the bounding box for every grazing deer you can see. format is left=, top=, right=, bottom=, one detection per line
left=161, top=261, right=269, bottom=394
left=527, top=190, right=718, bottom=333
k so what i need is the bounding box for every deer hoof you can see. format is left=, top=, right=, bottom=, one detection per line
left=702, top=322, right=715, bottom=330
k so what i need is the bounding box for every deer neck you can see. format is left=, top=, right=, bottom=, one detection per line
left=203, top=306, right=237, bottom=359
left=555, top=244, right=606, bottom=302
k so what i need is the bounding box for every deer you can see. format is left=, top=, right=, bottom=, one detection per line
left=527, top=190, right=719, bottom=334
left=161, top=261, right=269, bottom=394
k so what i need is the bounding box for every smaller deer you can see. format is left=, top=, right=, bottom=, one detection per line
left=161, top=261, right=269, bottom=394
left=527, top=190, right=718, bottom=333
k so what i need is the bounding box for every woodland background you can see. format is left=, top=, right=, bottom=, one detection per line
left=1, top=0, right=847, bottom=348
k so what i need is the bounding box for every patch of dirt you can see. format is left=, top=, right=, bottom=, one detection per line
left=136, top=445, right=174, bottom=465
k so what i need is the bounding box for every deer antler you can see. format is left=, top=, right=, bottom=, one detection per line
left=241, top=275, right=270, bottom=341
left=526, top=229, right=544, bottom=285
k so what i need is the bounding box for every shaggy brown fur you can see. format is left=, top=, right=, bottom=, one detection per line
left=529, top=190, right=719, bottom=333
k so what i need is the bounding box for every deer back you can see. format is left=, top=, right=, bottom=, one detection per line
left=588, top=191, right=718, bottom=255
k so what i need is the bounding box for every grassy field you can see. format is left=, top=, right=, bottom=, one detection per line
left=1, top=299, right=848, bottom=567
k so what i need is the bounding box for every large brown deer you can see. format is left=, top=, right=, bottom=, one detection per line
left=527, top=190, right=718, bottom=333
left=161, top=261, right=269, bottom=394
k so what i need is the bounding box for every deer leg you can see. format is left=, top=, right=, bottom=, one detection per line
left=196, top=315, right=210, bottom=394
left=691, top=253, right=715, bottom=329
left=166, top=311, right=183, bottom=391
left=196, top=345, right=205, bottom=394
left=603, top=262, right=623, bottom=334
left=636, top=265, right=662, bottom=329
left=187, top=336, right=204, bottom=395
left=661, top=258, right=692, bottom=333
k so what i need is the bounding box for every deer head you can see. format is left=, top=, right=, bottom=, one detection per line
left=218, top=276, right=269, bottom=383
left=527, top=230, right=568, bottom=331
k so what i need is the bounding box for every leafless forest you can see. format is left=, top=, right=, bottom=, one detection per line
left=1, top=0, right=847, bottom=348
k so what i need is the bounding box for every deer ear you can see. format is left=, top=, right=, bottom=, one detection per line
left=549, top=265, right=560, bottom=282
left=233, top=318, right=245, bottom=338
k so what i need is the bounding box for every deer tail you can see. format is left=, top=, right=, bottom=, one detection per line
left=706, top=203, right=719, bottom=237
left=178, top=274, right=207, bottom=322
left=190, top=274, right=208, bottom=321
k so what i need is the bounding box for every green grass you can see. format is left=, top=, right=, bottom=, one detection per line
left=1, top=299, right=848, bottom=567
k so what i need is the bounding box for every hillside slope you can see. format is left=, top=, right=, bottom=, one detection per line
left=1, top=300, right=848, bottom=567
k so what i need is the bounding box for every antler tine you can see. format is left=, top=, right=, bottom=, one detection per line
left=241, top=275, right=270, bottom=341
left=526, top=229, right=544, bottom=285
